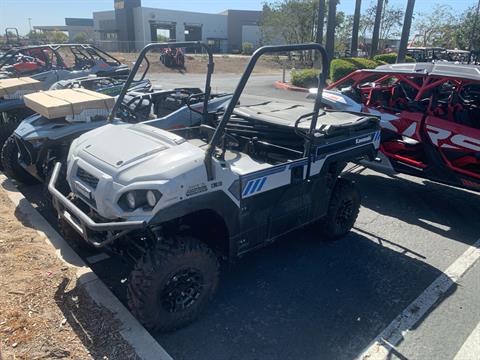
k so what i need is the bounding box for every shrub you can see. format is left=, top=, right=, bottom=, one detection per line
left=330, top=57, right=383, bottom=82
left=330, top=59, right=357, bottom=82
left=291, top=68, right=320, bottom=88
left=346, top=57, right=379, bottom=69
left=74, top=32, right=88, bottom=43
left=242, top=42, right=254, bottom=55
left=373, top=53, right=416, bottom=64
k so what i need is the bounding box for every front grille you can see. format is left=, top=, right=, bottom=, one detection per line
left=76, top=167, right=99, bottom=189
left=77, top=192, right=97, bottom=209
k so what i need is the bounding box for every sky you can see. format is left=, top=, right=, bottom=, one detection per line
left=0, top=0, right=476, bottom=35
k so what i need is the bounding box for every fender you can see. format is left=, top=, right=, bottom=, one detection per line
left=148, top=190, right=241, bottom=251
left=0, top=98, right=25, bottom=112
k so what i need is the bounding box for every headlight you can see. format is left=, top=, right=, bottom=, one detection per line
left=119, top=190, right=161, bottom=211
left=146, top=190, right=157, bottom=207
left=126, top=192, right=137, bottom=209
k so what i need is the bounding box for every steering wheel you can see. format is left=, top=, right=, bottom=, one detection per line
left=187, top=92, right=207, bottom=115
left=118, top=94, right=153, bottom=123
left=294, top=112, right=316, bottom=139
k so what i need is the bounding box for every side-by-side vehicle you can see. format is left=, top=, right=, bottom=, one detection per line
left=312, top=62, right=480, bottom=192
left=49, top=43, right=380, bottom=331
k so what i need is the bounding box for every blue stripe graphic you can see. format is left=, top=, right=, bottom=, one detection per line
left=257, top=177, right=267, bottom=192
left=242, top=180, right=254, bottom=196
left=242, top=176, right=268, bottom=197
left=248, top=178, right=261, bottom=195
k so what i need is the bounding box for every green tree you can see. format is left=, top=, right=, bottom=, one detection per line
left=242, top=42, right=254, bottom=55
left=74, top=32, right=89, bottom=43
left=262, top=0, right=319, bottom=45
left=359, top=1, right=404, bottom=55
left=413, top=5, right=456, bottom=47
left=156, top=34, right=169, bottom=42
left=335, top=13, right=353, bottom=55
left=49, top=31, right=68, bottom=44
left=455, top=5, right=480, bottom=51
left=27, top=30, right=48, bottom=43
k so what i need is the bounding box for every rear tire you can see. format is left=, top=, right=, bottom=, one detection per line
left=317, top=178, right=360, bottom=240
left=0, top=119, right=18, bottom=150
left=1, top=135, right=38, bottom=184
left=127, top=235, right=219, bottom=332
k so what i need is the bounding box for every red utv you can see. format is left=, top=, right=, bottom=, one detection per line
left=321, top=63, right=480, bottom=192
left=159, top=47, right=185, bottom=68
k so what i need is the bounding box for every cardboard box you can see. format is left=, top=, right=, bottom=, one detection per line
left=0, top=77, right=42, bottom=97
left=24, top=88, right=115, bottom=120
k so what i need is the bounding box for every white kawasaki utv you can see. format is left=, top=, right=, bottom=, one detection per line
left=49, top=43, right=380, bottom=332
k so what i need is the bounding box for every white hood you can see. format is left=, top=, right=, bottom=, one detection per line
left=73, top=123, right=206, bottom=184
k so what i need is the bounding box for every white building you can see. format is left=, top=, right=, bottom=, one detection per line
left=93, top=0, right=263, bottom=53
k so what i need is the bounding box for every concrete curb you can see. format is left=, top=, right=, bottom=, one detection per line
left=0, top=174, right=173, bottom=360
left=274, top=80, right=309, bottom=92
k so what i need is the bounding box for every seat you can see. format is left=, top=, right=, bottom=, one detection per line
left=232, top=101, right=378, bottom=135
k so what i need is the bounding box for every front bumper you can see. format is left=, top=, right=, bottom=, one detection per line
left=48, top=162, right=146, bottom=248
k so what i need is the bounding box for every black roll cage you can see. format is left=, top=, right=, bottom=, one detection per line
left=0, top=44, right=123, bottom=70
left=204, top=43, right=329, bottom=181
left=5, top=28, right=20, bottom=44
left=108, top=41, right=214, bottom=123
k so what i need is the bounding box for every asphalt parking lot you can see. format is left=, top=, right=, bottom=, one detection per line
left=16, top=73, right=480, bottom=360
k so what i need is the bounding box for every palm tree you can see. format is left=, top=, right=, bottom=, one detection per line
left=370, top=0, right=384, bottom=57
left=397, top=0, right=416, bottom=63
left=316, top=0, right=326, bottom=45
left=325, top=0, right=338, bottom=60
left=351, top=0, right=362, bottom=56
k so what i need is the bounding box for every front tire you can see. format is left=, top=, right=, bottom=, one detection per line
left=127, top=236, right=219, bottom=332
left=317, top=178, right=360, bottom=240
left=1, top=135, right=38, bottom=184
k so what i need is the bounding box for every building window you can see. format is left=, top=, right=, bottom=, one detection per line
left=105, top=32, right=117, bottom=40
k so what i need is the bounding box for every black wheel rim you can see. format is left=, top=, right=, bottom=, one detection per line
left=335, top=199, right=354, bottom=229
left=161, top=268, right=204, bottom=313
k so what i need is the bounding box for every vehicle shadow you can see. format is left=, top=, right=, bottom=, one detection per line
left=53, top=278, right=139, bottom=358
left=345, top=169, right=480, bottom=246
left=156, top=229, right=449, bottom=360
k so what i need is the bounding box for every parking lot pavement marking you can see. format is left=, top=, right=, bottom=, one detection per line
left=355, top=238, right=480, bottom=360
left=453, top=321, right=480, bottom=360
left=86, top=253, right=111, bottom=264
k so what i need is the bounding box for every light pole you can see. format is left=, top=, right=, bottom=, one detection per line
left=28, top=17, right=32, bottom=33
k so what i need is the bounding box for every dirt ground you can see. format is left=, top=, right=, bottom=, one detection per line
left=0, top=181, right=139, bottom=360
left=110, top=52, right=285, bottom=74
